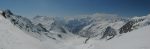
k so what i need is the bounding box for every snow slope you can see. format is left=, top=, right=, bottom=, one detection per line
left=37, top=25, right=150, bottom=49
left=50, top=25, right=150, bottom=49
left=0, top=14, right=43, bottom=49
left=82, top=25, right=150, bottom=49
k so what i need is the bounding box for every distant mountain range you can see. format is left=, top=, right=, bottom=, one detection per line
left=1, top=9, right=150, bottom=40
left=0, top=9, right=150, bottom=49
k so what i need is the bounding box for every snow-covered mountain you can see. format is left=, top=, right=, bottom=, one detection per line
left=32, top=16, right=56, bottom=31
left=32, top=16, right=74, bottom=39
left=0, top=9, right=150, bottom=49
left=64, top=13, right=150, bottom=40
left=76, top=13, right=127, bottom=39
left=119, top=14, right=150, bottom=34
left=0, top=11, right=43, bottom=49
left=0, top=10, right=67, bottom=40
left=2, top=10, right=150, bottom=40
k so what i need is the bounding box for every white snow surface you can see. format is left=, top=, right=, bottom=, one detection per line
left=0, top=13, right=150, bottom=49
left=0, top=15, right=43, bottom=49
left=44, top=25, right=150, bottom=49
left=86, top=25, right=150, bottom=49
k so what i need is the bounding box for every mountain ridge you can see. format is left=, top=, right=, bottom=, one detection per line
left=0, top=9, right=150, bottom=49
left=0, top=9, right=150, bottom=40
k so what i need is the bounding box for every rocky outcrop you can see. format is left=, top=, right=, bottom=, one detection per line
left=119, top=18, right=144, bottom=34
left=101, top=26, right=117, bottom=40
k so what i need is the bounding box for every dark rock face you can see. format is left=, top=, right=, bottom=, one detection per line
left=119, top=21, right=135, bottom=34
left=119, top=18, right=144, bottom=34
left=57, top=34, right=62, bottom=38
left=4, top=10, right=13, bottom=15
left=35, top=23, right=49, bottom=34
left=1, top=11, right=6, bottom=18
left=101, top=26, right=117, bottom=40
left=1, top=10, right=13, bottom=18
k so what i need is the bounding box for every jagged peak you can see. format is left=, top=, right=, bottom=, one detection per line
left=4, top=9, right=13, bottom=15
left=0, top=9, right=13, bottom=15
left=0, top=9, right=14, bottom=19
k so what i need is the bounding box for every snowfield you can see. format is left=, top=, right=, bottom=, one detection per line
left=87, top=25, right=150, bottom=49
left=42, top=25, right=150, bottom=49
left=0, top=11, right=150, bottom=49
left=0, top=15, right=43, bottom=49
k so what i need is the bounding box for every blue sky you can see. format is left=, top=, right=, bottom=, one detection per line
left=0, top=0, right=150, bottom=18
